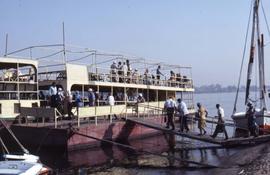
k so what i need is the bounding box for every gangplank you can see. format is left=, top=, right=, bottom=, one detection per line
left=127, top=118, right=270, bottom=147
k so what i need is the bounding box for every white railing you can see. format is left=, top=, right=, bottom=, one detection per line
left=89, top=67, right=193, bottom=88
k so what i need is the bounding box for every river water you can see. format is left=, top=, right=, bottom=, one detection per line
left=42, top=92, right=265, bottom=174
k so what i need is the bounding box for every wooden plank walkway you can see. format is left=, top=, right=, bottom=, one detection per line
left=127, top=118, right=270, bottom=147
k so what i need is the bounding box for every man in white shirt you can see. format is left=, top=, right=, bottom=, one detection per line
left=177, top=98, right=190, bottom=132
left=211, top=104, right=228, bottom=140
left=49, top=82, right=57, bottom=107
left=122, top=62, right=128, bottom=82
left=164, top=96, right=176, bottom=130
left=108, top=93, right=117, bottom=120
left=108, top=93, right=115, bottom=106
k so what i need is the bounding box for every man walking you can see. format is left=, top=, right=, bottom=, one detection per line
left=164, top=96, right=176, bottom=130
left=177, top=98, right=190, bottom=132
left=211, top=104, right=229, bottom=140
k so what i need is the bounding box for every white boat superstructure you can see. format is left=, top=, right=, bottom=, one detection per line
left=1, top=43, right=195, bottom=120
left=0, top=57, right=39, bottom=118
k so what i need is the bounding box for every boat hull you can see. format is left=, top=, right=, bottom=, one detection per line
left=232, top=111, right=270, bottom=130
left=10, top=116, right=165, bottom=152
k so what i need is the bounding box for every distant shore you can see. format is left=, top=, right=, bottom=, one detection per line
left=195, top=84, right=266, bottom=94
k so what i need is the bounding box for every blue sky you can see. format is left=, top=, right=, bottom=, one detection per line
left=1, top=0, right=270, bottom=86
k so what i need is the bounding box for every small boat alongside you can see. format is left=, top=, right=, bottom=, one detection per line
left=0, top=159, right=50, bottom=175
left=232, top=0, right=270, bottom=134
left=0, top=120, right=51, bottom=175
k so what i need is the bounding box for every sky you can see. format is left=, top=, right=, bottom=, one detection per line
left=0, top=0, right=270, bottom=86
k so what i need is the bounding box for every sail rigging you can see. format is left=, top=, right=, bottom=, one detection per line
left=244, top=0, right=268, bottom=111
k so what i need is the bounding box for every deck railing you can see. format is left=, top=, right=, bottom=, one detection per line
left=37, top=66, right=193, bottom=89
left=89, top=67, right=193, bottom=88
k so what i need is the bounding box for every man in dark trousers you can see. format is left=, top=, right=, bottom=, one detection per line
left=177, top=98, right=190, bottom=133
left=164, top=96, right=176, bottom=130
left=211, top=104, right=229, bottom=140
left=156, top=65, right=164, bottom=85
left=246, top=102, right=258, bottom=137
left=48, top=82, right=57, bottom=107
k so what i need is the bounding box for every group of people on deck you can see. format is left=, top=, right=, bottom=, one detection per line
left=109, top=61, right=188, bottom=87
left=164, top=97, right=229, bottom=140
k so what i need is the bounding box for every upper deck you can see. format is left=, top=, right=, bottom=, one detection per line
left=1, top=45, right=195, bottom=117
left=31, top=46, right=194, bottom=92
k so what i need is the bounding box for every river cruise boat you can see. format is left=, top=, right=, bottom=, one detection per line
left=1, top=45, right=195, bottom=151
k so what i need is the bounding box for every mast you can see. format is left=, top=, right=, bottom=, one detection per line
left=258, top=33, right=267, bottom=110
left=4, top=34, right=8, bottom=57
left=245, top=0, right=267, bottom=111
left=253, top=0, right=267, bottom=110
left=245, top=0, right=259, bottom=105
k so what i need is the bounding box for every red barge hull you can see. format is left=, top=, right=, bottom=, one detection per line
left=10, top=117, right=165, bottom=151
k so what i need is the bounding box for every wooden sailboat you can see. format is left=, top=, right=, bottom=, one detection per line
left=232, top=0, right=270, bottom=131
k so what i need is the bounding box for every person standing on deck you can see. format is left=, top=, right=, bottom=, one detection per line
left=126, top=59, right=132, bottom=83
left=65, top=90, right=74, bottom=120
left=117, top=61, right=123, bottom=82
left=156, top=65, right=164, bottom=85
left=164, top=97, right=176, bottom=130
left=75, top=91, right=82, bottom=107
left=108, top=93, right=115, bottom=106
left=246, top=102, right=258, bottom=137
left=122, top=62, right=128, bottom=82
left=196, top=103, right=208, bottom=135
left=211, top=104, right=229, bottom=140
left=48, top=82, right=57, bottom=107
left=88, top=88, right=95, bottom=106
left=177, top=98, right=190, bottom=133
left=110, top=61, right=117, bottom=82
left=56, top=87, right=65, bottom=113
left=108, top=93, right=117, bottom=120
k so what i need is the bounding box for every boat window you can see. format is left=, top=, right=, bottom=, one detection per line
left=126, top=88, right=137, bottom=102
left=0, top=63, right=37, bottom=83
left=157, top=90, right=166, bottom=102
left=14, top=103, right=20, bottom=113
